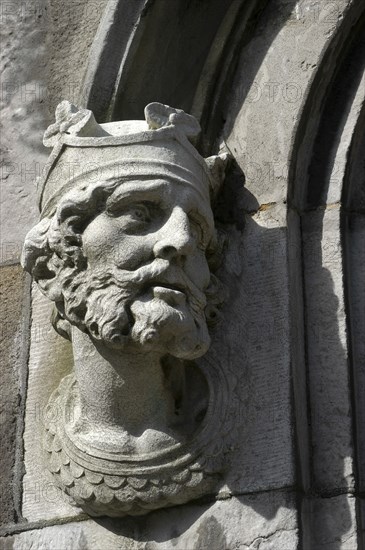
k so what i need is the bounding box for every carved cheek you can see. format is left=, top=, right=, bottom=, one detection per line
left=184, top=250, right=211, bottom=290
left=82, top=215, right=151, bottom=269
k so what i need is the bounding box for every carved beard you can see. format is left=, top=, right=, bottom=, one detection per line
left=59, top=259, right=210, bottom=359
left=129, top=286, right=210, bottom=359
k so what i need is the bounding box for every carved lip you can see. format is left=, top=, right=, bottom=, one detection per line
left=141, top=272, right=206, bottom=310
left=146, top=281, right=188, bottom=295
left=152, top=282, right=186, bottom=293
left=152, top=284, right=187, bottom=305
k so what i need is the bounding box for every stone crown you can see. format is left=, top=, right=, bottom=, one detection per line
left=38, top=101, right=227, bottom=218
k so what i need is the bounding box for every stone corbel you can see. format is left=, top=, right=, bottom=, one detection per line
left=22, top=101, right=230, bottom=517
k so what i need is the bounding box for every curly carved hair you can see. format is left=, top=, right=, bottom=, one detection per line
left=22, top=178, right=226, bottom=341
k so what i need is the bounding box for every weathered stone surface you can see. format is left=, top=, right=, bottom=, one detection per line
left=302, top=494, right=357, bottom=550
left=224, top=0, right=357, bottom=207
left=22, top=285, right=76, bottom=522
left=358, top=498, right=365, bottom=545
left=47, top=0, right=108, bottom=109
left=0, top=523, right=140, bottom=549
left=0, top=1, right=48, bottom=264
left=139, top=491, right=298, bottom=550
left=0, top=537, right=15, bottom=550
left=0, top=0, right=107, bottom=265
left=302, top=206, right=354, bottom=493
left=5, top=491, right=299, bottom=549
left=325, top=69, right=365, bottom=206
left=215, top=203, right=294, bottom=494
left=0, top=265, right=29, bottom=525
left=344, top=214, right=365, bottom=491
left=287, top=208, right=310, bottom=490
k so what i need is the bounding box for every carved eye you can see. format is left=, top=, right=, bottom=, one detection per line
left=130, top=204, right=150, bottom=222
left=108, top=201, right=152, bottom=223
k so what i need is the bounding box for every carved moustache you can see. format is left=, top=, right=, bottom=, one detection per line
left=61, top=257, right=209, bottom=348
left=111, top=258, right=207, bottom=314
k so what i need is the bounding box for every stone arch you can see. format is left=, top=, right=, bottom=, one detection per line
left=287, top=4, right=365, bottom=546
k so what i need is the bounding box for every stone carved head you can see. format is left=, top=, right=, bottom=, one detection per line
left=23, top=101, right=228, bottom=360
left=21, top=101, right=230, bottom=516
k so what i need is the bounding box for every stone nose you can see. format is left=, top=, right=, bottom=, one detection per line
left=153, top=207, right=195, bottom=261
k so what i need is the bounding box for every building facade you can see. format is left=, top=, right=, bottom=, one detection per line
left=1, top=0, right=365, bottom=547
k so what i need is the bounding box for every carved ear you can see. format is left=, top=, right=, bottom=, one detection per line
left=21, top=218, right=63, bottom=302
left=205, top=152, right=231, bottom=198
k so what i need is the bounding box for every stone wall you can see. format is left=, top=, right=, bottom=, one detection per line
left=1, top=0, right=364, bottom=548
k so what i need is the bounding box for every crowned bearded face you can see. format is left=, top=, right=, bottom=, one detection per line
left=22, top=176, right=223, bottom=360
left=22, top=101, right=228, bottom=361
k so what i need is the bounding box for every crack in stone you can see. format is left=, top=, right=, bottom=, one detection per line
left=242, top=527, right=298, bottom=549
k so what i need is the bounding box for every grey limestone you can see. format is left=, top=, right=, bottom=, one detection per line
left=2, top=491, right=299, bottom=549
left=0, top=0, right=48, bottom=263
left=302, top=205, right=354, bottom=493
left=0, top=0, right=107, bottom=265
left=47, top=0, right=108, bottom=109
left=287, top=208, right=310, bottom=490
left=22, top=285, right=77, bottom=522
left=344, top=214, right=365, bottom=492
left=0, top=265, right=29, bottom=525
left=214, top=202, right=295, bottom=495
left=140, top=491, right=298, bottom=550
left=325, top=71, right=365, bottom=206
left=302, top=494, right=357, bottom=550
left=0, top=538, right=14, bottom=550
left=223, top=0, right=357, bottom=207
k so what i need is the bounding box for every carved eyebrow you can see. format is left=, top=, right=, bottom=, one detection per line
left=106, top=180, right=168, bottom=208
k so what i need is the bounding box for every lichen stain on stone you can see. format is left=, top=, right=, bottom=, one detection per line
left=195, top=516, right=228, bottom=550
